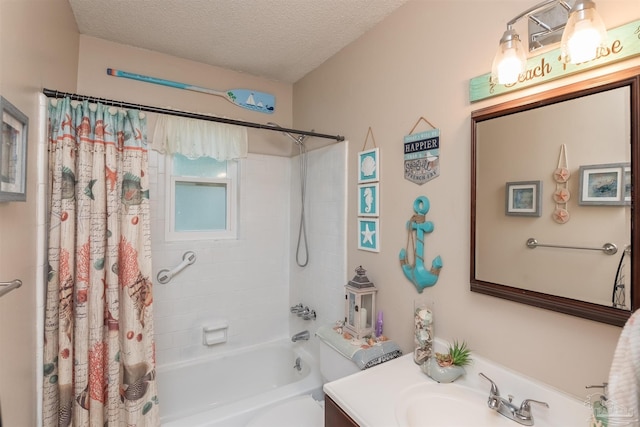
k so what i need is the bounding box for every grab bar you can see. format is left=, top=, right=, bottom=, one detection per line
left=526, top=238, right=617, bottom=255
left=157, top=251, right=197, bottom=284
left=0, top=279, right=22, bottom=297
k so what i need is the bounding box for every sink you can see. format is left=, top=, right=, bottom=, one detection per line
left=324, top=348, right=588, bottom=427
left=395, top=382, right=549, bottom=427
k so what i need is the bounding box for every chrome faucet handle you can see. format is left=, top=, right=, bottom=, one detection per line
left=479, top=373, right=501, bottom=409
left=517, top=399, right=549, bottom=419
left=479, top=373, right=500, bottom=396
left=290, top=303, right=304, bottom=313
left=297, top=306, right=310, bottom=317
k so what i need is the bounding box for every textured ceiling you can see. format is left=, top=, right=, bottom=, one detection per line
left=68, top=0, right=410, bottom=83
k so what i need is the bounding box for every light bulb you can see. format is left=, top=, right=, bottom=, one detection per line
left=497, top=51, right=525, bottom=85
left=567, top=20, right=603, bottom=63
left=561, top=0, right=607, bottom=64
left=491, top=28, right=527, bottom=85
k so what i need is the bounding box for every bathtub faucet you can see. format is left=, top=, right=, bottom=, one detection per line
left=290, top=303, right=304, bottom=313
left=291, top=330, right=310, bottom=342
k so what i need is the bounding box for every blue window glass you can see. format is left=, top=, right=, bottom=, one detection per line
left=174, top=181, right=227, bottom=231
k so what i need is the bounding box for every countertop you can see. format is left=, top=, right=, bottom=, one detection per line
left=323, top=340, right=592, bottom=427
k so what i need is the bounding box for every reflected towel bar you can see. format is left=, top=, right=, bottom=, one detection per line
left=0, top=279, right=22, bottom=297
left=526, top=238, right=618, bottom=255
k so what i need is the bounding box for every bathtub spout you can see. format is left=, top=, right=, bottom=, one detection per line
left=291, top=330, right=310, bottom=342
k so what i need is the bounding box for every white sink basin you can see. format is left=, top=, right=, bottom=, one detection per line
left=324, top=348, right=589, bottom=427
left=395, top=382, right=549, bottom=427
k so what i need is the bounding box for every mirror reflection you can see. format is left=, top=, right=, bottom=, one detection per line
left=470, top=69, right=639, bottom=326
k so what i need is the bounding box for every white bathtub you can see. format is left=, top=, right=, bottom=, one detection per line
left=158, top=340, right=323, bottom=427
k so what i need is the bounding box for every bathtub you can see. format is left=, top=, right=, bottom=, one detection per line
left=158, top=340, right=323, bottom=427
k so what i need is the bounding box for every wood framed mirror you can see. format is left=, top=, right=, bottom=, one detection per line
left=471, top=67, right=640, bottom=326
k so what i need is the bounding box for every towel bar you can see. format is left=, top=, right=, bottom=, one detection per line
left=0, top=279, right=22, bottom=298
left=526, top=238, right=617, bottom=255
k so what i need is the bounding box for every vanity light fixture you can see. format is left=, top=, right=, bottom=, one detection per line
left=491, top=0, right=607, bottom=85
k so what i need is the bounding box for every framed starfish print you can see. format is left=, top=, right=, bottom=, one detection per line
left=358, top=218, right=379, bottom=252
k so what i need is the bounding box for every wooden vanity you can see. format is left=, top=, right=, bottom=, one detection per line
left=325, top=395, right=359, bottom=427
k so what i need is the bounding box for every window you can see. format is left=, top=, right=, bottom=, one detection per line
left=166, top=153, right=238, bottom=240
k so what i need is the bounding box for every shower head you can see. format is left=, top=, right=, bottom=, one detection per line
left=267, top=122, right=308, bottom=145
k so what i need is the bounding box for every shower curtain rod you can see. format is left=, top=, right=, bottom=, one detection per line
left=42, top=88, right=345, bottom=142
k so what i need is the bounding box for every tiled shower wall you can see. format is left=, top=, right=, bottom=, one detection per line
left=150, top=151, right=292, bottom=366
left=289, top=142, right=348, bottom=355
left=150, top=142, right=347, bottom=367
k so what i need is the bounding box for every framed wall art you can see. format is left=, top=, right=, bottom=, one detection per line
left=358, top=147, right=379, bottom=183
left=624, top=164, right=631, bottom=203
left=505, top=180, right=542, bottom=217
left=0, top=97, right=29, bottom=202
left=357, top=183, right=379, bottom=217
left=578, top=163, right=629, bottom=206
left=358, top=218, right=379, bottom=252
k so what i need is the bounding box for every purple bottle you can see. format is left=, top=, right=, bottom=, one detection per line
left=375, top=311, right=383, bottom=337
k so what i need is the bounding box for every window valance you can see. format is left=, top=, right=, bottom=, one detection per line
left=152, top=114, right=248, bottom=160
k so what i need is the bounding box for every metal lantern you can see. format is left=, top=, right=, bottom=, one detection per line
left=344, top=266, right=378, bottom=339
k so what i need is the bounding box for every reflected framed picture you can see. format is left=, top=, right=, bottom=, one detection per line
left=578, top=163, right=629, bottom=206
left=0, top=97, right=28, bottom=202
left=357, top=183, right=379, bottom=217
left=505, top=180, right=541, bottom=217
left=624, top=165, right=631, bottom=203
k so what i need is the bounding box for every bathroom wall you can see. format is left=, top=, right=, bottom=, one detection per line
left=0, top=1, right=79, bottom=425
left=76, top=36, right=295, bottom=157
left=294, top=0, right=640, bottom=399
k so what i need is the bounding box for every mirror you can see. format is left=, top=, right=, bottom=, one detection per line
left=471, top=67, right=640, bottom=326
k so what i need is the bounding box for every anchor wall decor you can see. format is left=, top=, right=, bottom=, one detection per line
left=399, top=196, right=442, bottom=292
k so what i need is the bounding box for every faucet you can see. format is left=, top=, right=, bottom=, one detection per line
left=290, top=303, right=304, bottom=314
left=479, top=373, right=549, bottom=426
left=289, top=303, right=317, bottom=320
left=291, top=330, right=310, bottom=342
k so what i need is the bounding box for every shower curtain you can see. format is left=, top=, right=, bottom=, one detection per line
left=42, top=98, right=159, bottom=426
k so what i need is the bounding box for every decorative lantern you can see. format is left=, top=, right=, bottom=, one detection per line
left=344, top=266, right=378, bottom=339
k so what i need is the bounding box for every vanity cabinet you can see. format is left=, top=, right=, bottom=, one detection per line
left=325, top=395, right=359, bottom=427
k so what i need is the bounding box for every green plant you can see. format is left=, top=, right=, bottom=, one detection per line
left=435, top=340, right=471, bottom=367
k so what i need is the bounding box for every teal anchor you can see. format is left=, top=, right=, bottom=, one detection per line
left=399, top=196, right=443, bottom=292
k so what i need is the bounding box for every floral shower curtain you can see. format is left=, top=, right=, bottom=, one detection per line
left=43, top=98, right=159, bottom=426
